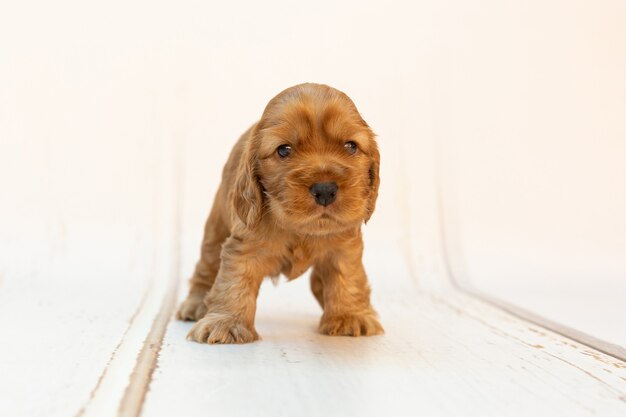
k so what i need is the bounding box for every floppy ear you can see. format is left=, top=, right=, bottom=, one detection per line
left=365, top=138, right=380, bottom=223
left=232, top=133, right=263, bottom=227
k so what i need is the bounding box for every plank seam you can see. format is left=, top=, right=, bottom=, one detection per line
left=117, top=277, right=180, bottom=417
left=117, top=131, right=185, bottom=417
left=433, top=139, right=626, bottom=362
left=73, top=288, right=151, bottom=417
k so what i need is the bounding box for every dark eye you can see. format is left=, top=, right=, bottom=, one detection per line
left=276, top=144, right=292, bottom=158
left=344, top=141, right=358, bottom=154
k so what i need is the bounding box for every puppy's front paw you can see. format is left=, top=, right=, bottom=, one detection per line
left=320, top=311, right=384, bottom=337
left=188, top=313, right=259, bottom=344
left=176, top=292, right=208, bottom=321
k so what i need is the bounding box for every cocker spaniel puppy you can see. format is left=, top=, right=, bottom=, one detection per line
left=177, top=83, right=382, bottom=344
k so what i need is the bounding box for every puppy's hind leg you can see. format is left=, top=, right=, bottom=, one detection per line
left=310, top=268, right=325, bottom=309
left=177, top=189, right=230, bottom=321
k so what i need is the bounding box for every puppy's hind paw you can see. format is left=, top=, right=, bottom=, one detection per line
left=188, top=313, right=259, bottom=344
left=176, top=292, right=208, bottom=321
left=319, top=311, right=384, bottom=337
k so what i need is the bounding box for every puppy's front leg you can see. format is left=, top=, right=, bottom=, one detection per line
left=316, top=239, right=384, bottom=337
left=187, top=235, right=276, bottom=344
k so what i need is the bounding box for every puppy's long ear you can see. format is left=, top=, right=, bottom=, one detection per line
left=365, top=137, right=380, bottom=223
left=232, top=131, right=263, bottom=228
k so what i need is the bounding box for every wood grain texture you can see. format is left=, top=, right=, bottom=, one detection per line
left=141, top=248, right=626, bottom=417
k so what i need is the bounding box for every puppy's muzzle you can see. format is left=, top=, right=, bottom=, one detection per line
left=309, top=182, right=338, bottom=207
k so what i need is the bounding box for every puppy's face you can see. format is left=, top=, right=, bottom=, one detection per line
left=235, top=84, right=379, bottom=236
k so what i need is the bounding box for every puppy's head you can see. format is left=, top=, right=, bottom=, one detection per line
left=234, top=83, right=379, bottom=235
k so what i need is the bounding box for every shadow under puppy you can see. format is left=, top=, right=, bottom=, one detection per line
left=177, top=83, right=383, bottom=344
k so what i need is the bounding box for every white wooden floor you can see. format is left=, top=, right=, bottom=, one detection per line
left=2, top=109, right=625, bottom=417
left=1, top=117, right=625, bottom=417
left=2, top=243, right=625, bottom=417
left=141, top=249, right=626, bottom=417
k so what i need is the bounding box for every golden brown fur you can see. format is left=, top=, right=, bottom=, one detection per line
left=177, top=83, right=383, bottom=344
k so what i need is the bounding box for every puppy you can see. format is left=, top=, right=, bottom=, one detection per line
left=177, top=83, right=383, bottom=344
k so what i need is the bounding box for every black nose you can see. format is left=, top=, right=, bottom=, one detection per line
left=309, top=182, right=338, bottom=207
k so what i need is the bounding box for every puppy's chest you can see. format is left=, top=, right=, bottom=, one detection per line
left=279, top=241, right=318, bottom=280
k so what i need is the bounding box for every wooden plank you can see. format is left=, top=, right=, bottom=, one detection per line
left=0, top=71, right=180, bottom=417
left=79, top=136, right=182, bottom=417
left=0, top=181, right=162, bottom=417
left=454, top=285, right=626, bottom=362
left=141, top=247, right=626, bottom=417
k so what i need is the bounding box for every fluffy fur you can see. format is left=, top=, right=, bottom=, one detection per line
left=177, top=83, right=383, bottom=344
